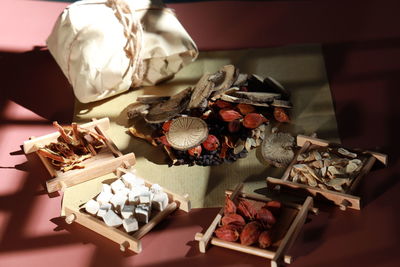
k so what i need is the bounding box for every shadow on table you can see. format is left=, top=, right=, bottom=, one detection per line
left=0, top=47, right=74, bottom=123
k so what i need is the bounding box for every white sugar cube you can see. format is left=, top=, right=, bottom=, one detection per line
left=152, top=192, right=169, bottom=211
left=128, top=186, right=149, bottom=204
left=101, top=184, right=112, bottom=194
left=118, top=187, right=130, bottom=197
left=135, top=205, right=151, bottom=223
left=103, top=210, right=123, bottom=227
left=122, top=217, right=139, bottom=233
left=85, top=199, right=100, bottom=215
left=109, top=192, right=128, bottom=211
left=111, top=179, right=126, bottom=193
left=150, top=184, right=163, bottom=194
left=139, top=191, right=152, bottom=204
left=96, top=191, right=113, bottom=205
left=121, top=205, right=135, bottom=219
left=97, top=203, right=112, bottom=218
left=121, top=172, right=137, bottom=188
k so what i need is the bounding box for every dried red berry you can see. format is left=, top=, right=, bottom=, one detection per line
left=273, top=107, right=290, bottom=123
left=236, top=103, right=255, bottom=115
left=202, top=134, right=220, bottom=151
left=157, top=136, right=170, bottom=146
left=219, top=108, right=242, bottom=122
left=242, top=113, right=268, bottom=129
left=162, top=120, right=172, bottom=132
left=215, top=100, right=232, bottom=109
left=188, top=145, right=202, bottom=157
left=227, top=120, right=241, bottom=133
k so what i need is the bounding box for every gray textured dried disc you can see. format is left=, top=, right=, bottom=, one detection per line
left=261, top=129, right=295, bottom=167
left=166, top=117, right=208, bottom=150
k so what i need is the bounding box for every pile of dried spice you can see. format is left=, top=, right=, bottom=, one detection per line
left=214, top=196, right=282, bottom=248
left=127, top=65, right=293, bottom=166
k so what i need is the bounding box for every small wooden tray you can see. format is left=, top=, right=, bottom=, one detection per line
left=23, top=118, right=135, bottom=193
left=63, top=167, right=191, bottom=253
left=195, top=183, right=316, bottom=267
left=267, top=135, right=388, bottom=210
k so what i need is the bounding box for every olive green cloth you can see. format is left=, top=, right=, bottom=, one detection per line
left=71, top=44, right=339, bottom=209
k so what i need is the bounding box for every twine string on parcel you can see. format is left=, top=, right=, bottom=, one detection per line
left=106, top=0, right=145, bottom=87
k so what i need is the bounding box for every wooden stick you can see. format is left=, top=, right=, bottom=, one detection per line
left=348, top=156, right=376, bottom=194
left=23, top=118, right=110, bottom=154
left=272, top=196, right=313, bottom=267
left=34, top=146, right=57, bottom=178
left=117, top=167, right=191, bottom=212
left=64, top=207, right=142, bottom=253
left=132, top=201, right=178, bottom=239
left=198, top=183, right=243, bottom=253
left=266, top=177, right=361, bottom=210
left=46, top=153, right=136, bottom=193
left=195, top=233, right=292, bottom=264
left=224, top=190, right=319, bottom=215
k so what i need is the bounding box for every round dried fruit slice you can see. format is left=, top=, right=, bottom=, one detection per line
left=166, top=117, right=208, bottom=150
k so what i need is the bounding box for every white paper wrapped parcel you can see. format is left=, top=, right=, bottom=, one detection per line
left=47, top=0, right=198, bottom=103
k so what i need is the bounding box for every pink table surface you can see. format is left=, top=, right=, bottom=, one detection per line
left=1, top=1, right=400, bottom=267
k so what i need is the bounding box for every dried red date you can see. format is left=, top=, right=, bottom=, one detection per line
left=258, top=231, right=272, bottom=248
left=237, top=199, right=257, bottom=220
left=240, top=221, right=262, bottom=246
left=224, top=195, right=237, bottom=215
left=221, top=213, right=246, bottom=227
left=215, top=224, right=240, bottom=242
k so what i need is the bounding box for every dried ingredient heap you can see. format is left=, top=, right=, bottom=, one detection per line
left=289, top=147, right=366, bottom=192
left=83, top=170, right=169, bottom=233
left=127, top=65, right=293, bottom=166
left=214, top=196, right=282, bottom=249
left=38, top=122, right=107, bottom=171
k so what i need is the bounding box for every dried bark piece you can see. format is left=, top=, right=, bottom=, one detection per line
left=136, top=95, right=170, bottom=104
left=233, top=73, right=248, bottom=87
left=187, top=73, right=215, bottom=109
left=261, top=128, right=295, bottom=167
left=128, top=127, right=158, bottom=147
left=271, top=99, right=293, bottom=108
left=263, top=76, right=291, bottom=99
left=212, top=65, right=238, bottom=92
left=127, top=102, right=150, bottom=119
left=145, top=87, right=193, bottom=123
left=231, top=91, right=281, bottom=103
left=166, top=117, right=208, bottom=150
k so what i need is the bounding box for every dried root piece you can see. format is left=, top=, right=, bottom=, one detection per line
left=38, top=122, right=107, bottom=172
left=128, top=127, right=158, bottom=147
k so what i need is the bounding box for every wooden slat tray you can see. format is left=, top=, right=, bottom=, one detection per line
left=23, top=117, right=135, bottom=193
left=63, top=166, right=191, bottom=253
left=195, top=183, right=316, bottom=267
left=267, top=135, right=388, bottom=211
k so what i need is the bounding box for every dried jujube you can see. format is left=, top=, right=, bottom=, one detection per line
left=237, top=199, right=257, bottom=220
left=240, top=221, right=262, bottom=246
left=221, top=213, right=246, bottom=227
left=256, top=207, right=276, bottom=228
left=224, top=195, right=237, bottom=215
left=215, top=224, right=240, bottom=242
left=258, top=231, right=272, bottom=248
